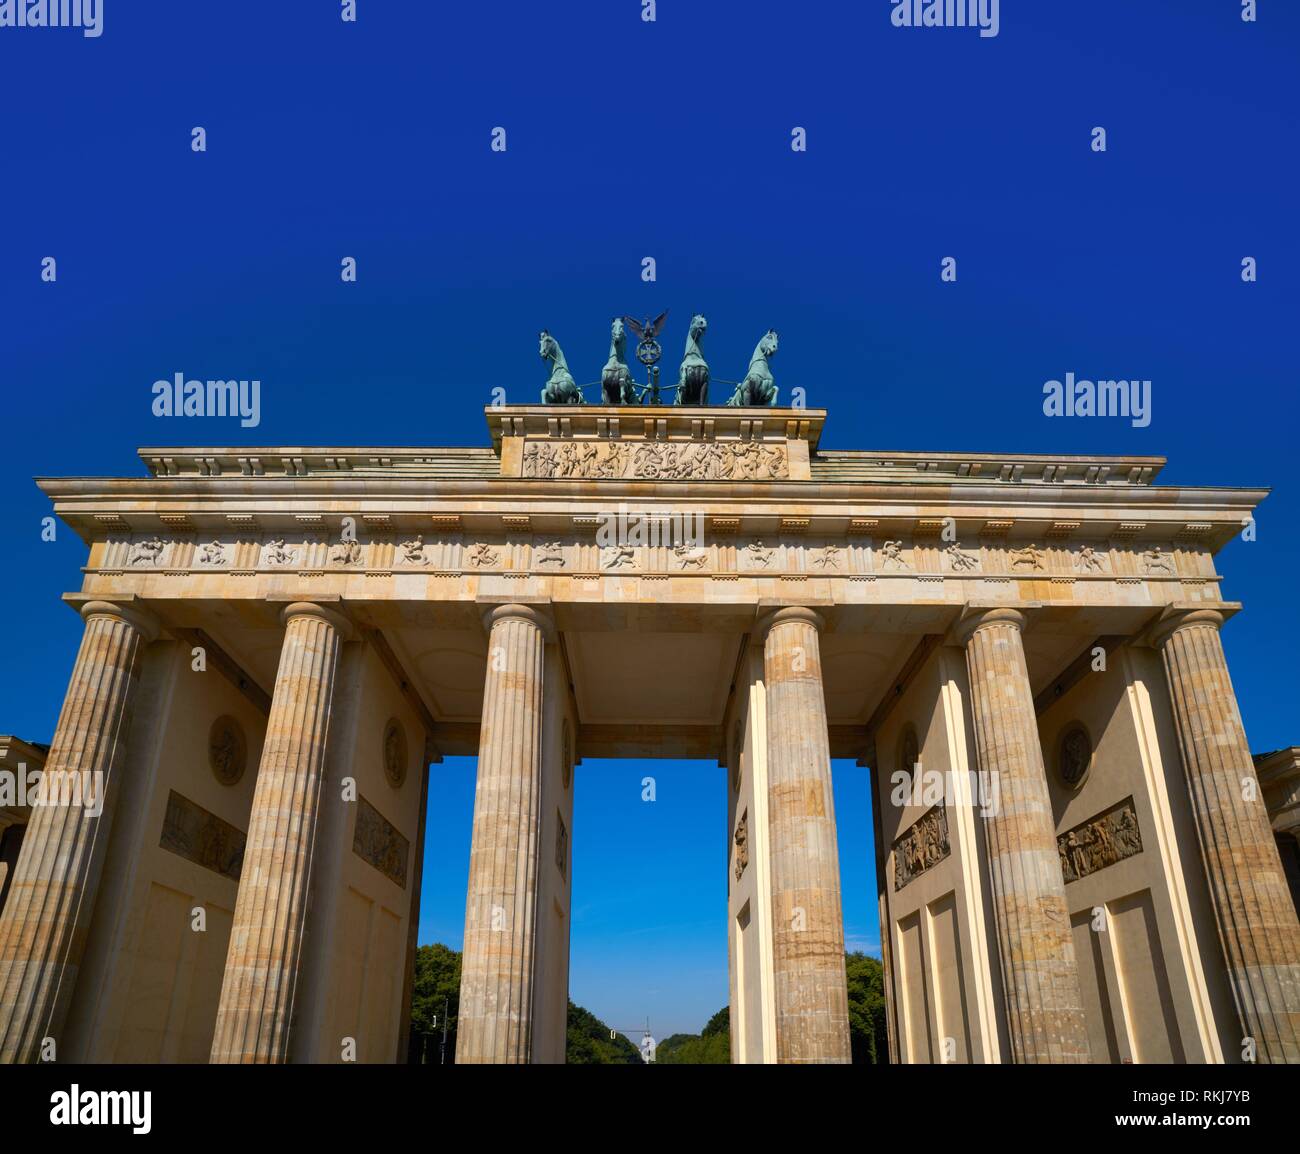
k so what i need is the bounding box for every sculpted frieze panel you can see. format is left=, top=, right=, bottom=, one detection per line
left=1057, top=797, right=1143, bottom=883
left=893, top=804, right=950, bottom=891
left=352, top=795, right=409, bottom=888
left=160, top=790, right=246, bottom=881
left=89, top=530, right=1190, bottom=584
left=523, top=439, right=789, bottom=481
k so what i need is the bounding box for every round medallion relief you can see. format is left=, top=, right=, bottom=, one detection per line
left=383, top=718, right=408, bottom=789
left=561, top=719, right=573, bottom=790
left=208, top=715, right=247, bottom=787
left=1058, top=725, right=1092, bottom=789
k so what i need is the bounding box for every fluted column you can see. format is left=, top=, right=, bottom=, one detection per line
left=0, top=599, right=158, bottom=1063
left=210, top=601, right=350, bottom=1063
left=957, top=607, right=1090, bottom=1063
left=761, top=607, right=850, bottom=1063
left=456, top=604, right=551, bottom=1064
left=1153, top=608, right=1300, bottom=1063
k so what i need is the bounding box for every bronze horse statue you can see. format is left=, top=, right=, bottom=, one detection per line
left=726, top=330, right=779, bottom=407
left=539, top=330, right=583, bottom=404
left=674, top=314, right=709, bottom=405
left=601, top=317, right=637, bottom=404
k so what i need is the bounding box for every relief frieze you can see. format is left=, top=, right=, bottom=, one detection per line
left=352, top=795, right=409, bottom=888
left=1058, top=797, right=1143, bottom=883
left=159, top=790, right=246, bottom=881
left=522, top=439, right=789, bottom=481
left=892, top=804, right=950, bottom=891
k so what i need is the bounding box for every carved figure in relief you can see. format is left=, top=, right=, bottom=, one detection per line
left=673, top=542, right=708, bottom=569
left=746, top=540, right=774, bottom=568
left=1057, top=799, right=1144, bottom=883
left=1143, top=546, right=1173, bottom=572
left=534, top=541, right=564, bottom=567
left=733, top=812, right=749, bottom=881
left=1010, top=543, right=1045, bottom=571
left=1075, top=544, right=1105, bottom=572
left=813, top=544, right=842, bottom=570
left=399, top=535, right=426, bottom=565
left=265, top=539, right=299, bottom=567
left=465, top=542, right=499, bottom=568
left=601, top=544, right=636, bottom=569
left=330, top=538, right=363, bottom=565
left=879, top=540, right=908, bottom=570
left=945, top=543, right=978, bottom=571
left=129, top=537, right=165, bottom=566
left=197, top=540, right=227, bottom=566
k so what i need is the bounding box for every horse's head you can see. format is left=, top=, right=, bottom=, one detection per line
left=760, top=329, right=779, bottom=358
left=689, top=314, right=708, bottom=340
left=611, top=317, right=625, bottom=350
left=539, top=330, right=555, bottom=360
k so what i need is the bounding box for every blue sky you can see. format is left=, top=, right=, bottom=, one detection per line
left=1, top=2, right=1296, bottom=1039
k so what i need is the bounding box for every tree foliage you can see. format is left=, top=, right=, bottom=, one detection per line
left=409, top=943, right=461, bottom=1063
left=846, top=951, right=890, bottom=1064
left=565, top=1000, right=643, bottom=1064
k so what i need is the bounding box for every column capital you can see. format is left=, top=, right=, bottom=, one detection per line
left=1147, top=606, right=1225, bottom=649
left=949, top=604, right=1028, bottom=648
left=280, top=600, right=354, bottom=640
left=756, top=605, right=824, bottom=640
left=79, top=599, right=161, bottom=643
left=481, top=602, right=555, bottom=642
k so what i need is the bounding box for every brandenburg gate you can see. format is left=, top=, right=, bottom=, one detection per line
left=1, top=404, right=1297, bottom=1064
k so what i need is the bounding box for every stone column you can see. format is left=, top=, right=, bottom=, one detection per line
left=0, top=599, right=158, bottom=1064
left=956, top=607, right=1090, bottom=1063
left=761, top=607, right=850, bottom=1063
left=210, top=601, right=350, bottom=1064
left=1153, top=608, right=1300, bottom=1063
left=456, top=604, right=551, bottom=1064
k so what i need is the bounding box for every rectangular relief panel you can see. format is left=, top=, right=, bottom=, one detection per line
left=1058, top=797, right=1143, bottom=885
left=893, top=805, right=951, bottom=891
left=352, top=795, right=409, bottom=889
left=159, top=790, right=245, bottom=882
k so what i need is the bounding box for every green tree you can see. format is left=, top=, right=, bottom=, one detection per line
left=410, top=943, right=461, bottom=1063
left=655, top=1006, right=731, bottom=1064
left=845, top=951, right=890, bottom=1064
left=565, top=1000, right=643, bottom=1064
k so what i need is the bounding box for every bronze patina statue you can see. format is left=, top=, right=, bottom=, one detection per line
left=601, top=318, right=637, bottom=404
left=726, top=330, right=779, bottom=407
left=674, top=314, right=709, bottom=405
left=539, top=330, right=583, bottom=404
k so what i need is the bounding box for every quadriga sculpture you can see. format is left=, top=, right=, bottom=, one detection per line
left=674, top=314, right=709, bottom=405
left=726, top=330, right=779, bottom=407
left=601, top=317, right=637, bottom=404
left=539, top=330, right=583, bottom=404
